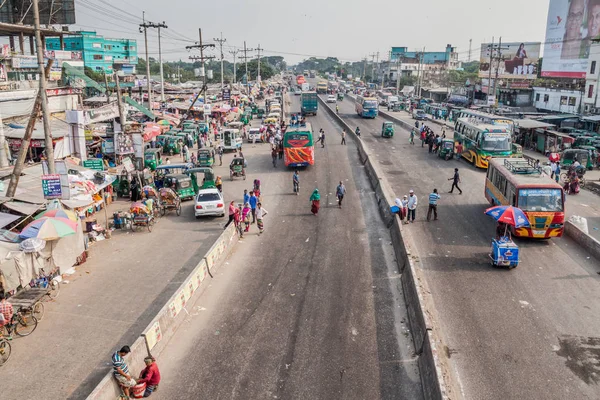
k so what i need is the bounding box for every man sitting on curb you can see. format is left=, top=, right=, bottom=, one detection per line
left=137, top=356, right=161, bottom=397
left=112, top=345, right=136, bottom=398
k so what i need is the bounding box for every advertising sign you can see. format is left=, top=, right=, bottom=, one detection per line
left=479, top=42, right=541, bottom=79
left=115, top=133, right=134, bottom=155
left=83, top=159, right=104, bottom=171
left=222, top=88, right=231, bottom=101
left=542, top=0, right=600, bottom=78
left=12, top=56, right=39, bottom=69
left=41, top=174, right=62, bottom=199
left=85, top=103, right=120, bottom=124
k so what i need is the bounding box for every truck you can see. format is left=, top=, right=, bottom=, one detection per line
left=301, top=91, right=318, bottom=116
left=301, top=82, right=310, bottom=92
left=317, top=81, right=328, bottom=94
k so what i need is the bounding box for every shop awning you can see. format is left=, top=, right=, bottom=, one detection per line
left=0, top=212, right=21, bottom=229
left=123, top=96, right=155, bottom=119
left=581, top=115, right=600, bottom=122
left=515, top=119, right=555, bottom=130
left=3, top=201, right=44, bottom=216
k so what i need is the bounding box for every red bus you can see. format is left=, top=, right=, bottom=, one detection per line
left=283, top=123, right=315, bottom=167
left=485, top=158, right=565, bottom=238
left=296, top=75, right=306, bottom=85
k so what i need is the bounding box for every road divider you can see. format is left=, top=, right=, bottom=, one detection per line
left=565, top=219, right=600, bottom=261
left=86, top=224, right=239, bottom=400
left=318, top=95, right=455, bottom=400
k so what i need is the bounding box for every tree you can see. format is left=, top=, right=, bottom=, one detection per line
left=84, top=67, right=105, bottom=82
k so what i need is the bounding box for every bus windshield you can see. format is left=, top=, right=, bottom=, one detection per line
left=518, top=188, right=563, bottom=212
left=364, top=100, right=378, bottom=108
left=481, top=133, right=511, bottom=152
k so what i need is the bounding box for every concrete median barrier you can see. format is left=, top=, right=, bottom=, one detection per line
left=564, top=220, right=600, bottom=261
left=86, top=224, right=239, bottom=400
left=319, top=95, right=454, bottom=400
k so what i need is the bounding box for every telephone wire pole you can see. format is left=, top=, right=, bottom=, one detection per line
left=213, top=33, right=226, bottom=89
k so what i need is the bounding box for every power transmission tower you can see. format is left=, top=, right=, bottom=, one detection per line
left=213, top=33, right=226, bottom=89
left=256, top=44, right=264, bottom=84
left=228, top=49, right=240, bottom=84
left=184, top=29, right=215, bottom=123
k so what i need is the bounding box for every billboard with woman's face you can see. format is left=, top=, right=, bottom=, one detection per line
left=542, top=0, right=600, bottom=78
left=479, top=42, right=541, bottom=79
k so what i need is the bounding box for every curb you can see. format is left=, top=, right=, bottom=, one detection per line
left=564, top=220, right=600, bottom=261
left=318, top=95, right=455, bottom=400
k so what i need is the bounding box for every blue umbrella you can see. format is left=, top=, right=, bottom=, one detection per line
left=485, top=205, right=530, bottom=228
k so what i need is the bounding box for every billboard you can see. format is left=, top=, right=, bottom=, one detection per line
left=479, top=42, right=541, bottom=79
left=542, top=0, right=600, bottom=78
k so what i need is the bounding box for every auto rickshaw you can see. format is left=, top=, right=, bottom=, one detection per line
left=381, top=121, right=395, bottom=138
left=511, top=143, right=523, bottom=158
left=163, top=173, right=195, bottom=200
left=163, top=136, right=182, bottom=155
left=390, top=102, right=403, bottom=112
left=116, top=171, right=130, bottom=198
left=256, top=107, right=266, bottom=119
left=186, top=167, right=216, bottom=191
left=560, top=148, right=594, bottom=170
left=229, top=157, right=246, bottom=180
left=154, top=163, right=193, bottom=188
left=156, top=134, right=170, bottom=148
left=198, top=122, right=209, bottom=134
left=337, top=92, right=344, bottom=101
left=144, top=148, right=163, bottom=171
left=438, top=138, right=455, bottom=160
left=197, top=148, right=215, bottom=167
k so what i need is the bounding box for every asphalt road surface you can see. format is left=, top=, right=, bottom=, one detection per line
left=332, top=94, right=600, bottom=400
left=152, top=94, right=423, bottom=400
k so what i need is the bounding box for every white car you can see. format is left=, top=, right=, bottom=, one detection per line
left=248, top=128, right=262, bottom=143
left=326, top=95, right=336, bottom=103
left=195, top=188, right=225, bottom=218
left=294, top=89, right=302, bottom=95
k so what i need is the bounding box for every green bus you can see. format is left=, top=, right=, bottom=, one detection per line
left=454, top=118, right=512, bottom=169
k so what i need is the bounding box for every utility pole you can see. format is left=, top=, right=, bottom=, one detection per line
left=33, top=0, right=55, bottom=173
left=468, top=39, right=472, bottom=62
left=184, top=29, right=215, bottom=123
left=256, top=44, right=264, bottom=84
left=362, top=57, right=367, bottom=82
left=241, top=41, right=255, bottom=94
left=487, top=37, right=494, bottom=105
left=103, top=72, right=111, bottom=104
left=396, top=55, right=402, bottom=95
left=491, top=37, right=509, bottom=109
left=419, top=48, right=425, bottom=98
left=213, top=33, right=226, bottom=89
left=7, top=60, right=53, bottom=197
left=140, top=18, right=168, bottom=105
left=114, top=72, right=126, bottom=128
left=369, top=52, right=377, bottom=82
left=228, top=49, right=240, bottom=84
left=139, top=12, right=152, bottom=110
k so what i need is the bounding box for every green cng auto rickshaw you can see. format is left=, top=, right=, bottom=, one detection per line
left=256, top=107, right=266, bottom=119
left=337, top=92, right=344, bottom=101
left=511, top=143, right=523, bottom=158
left=198, top=122, right=209, bottom=134
left=186, top=167, right=216, bottom=191
left=163, top=173, right=195, bottom=200
left=438, top=138, right=455, bottom=160
left=560, top=148, right=594, bottom=170
left=197, top=148, right=215, bottom=167
left=144, top=148, right=163, bottom=171
left=381, top=121, right=395, bottom=138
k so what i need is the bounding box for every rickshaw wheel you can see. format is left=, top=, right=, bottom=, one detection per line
left=148, top=219, right=154, bottom=232
left=130, top=221, right=137, bottom=232
left=161, top=205, right=166, bottom=216
left=176, top=203, right=182, bottom=216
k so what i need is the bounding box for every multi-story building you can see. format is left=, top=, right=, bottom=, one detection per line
left=389, top=44, right=460, bottom=78
left=584, top=41, right=600, bottom=113
left=532, top=87, right=583, bottom=113
left=46, top=31, right=137, bottom=75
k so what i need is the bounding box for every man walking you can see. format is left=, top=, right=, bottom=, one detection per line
left=407, top=189, right=418, bottom=223
left=243, top=189, right=250, bottom=205
left=448, top=168, right=463, bottom=194
left=341, top=129, right=346, bottom=145
left=224, top=201, right=236, bottom=229
left=293, top=170, right=300, bottom=195
left=336, top=181, right=346, bottom=208
left=318, top=130, right=326, bottom=148
left=256, top=202, right=268, bottom=234
left=217, top=146, right=223, bottom=166
left=427, top=188, right=441, bottom=221
left=249, top=191, right=258, bottom=223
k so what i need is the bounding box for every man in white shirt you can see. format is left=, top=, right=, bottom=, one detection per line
left=407, top=190, right=418, bottom=223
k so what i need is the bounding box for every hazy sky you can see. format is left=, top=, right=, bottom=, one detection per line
left=66, top=0, right=549, bottom=64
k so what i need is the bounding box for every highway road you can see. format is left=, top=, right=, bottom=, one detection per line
left=153, top=94, right=423, bottom=399
left=331, top=94, right=600, bottom=400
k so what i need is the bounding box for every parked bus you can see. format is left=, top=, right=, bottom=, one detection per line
left=317, top=81, right=328, bottom=94
left=355, top=95, right=379, bottom=118
left=454, top=118, right=512, bottom=168
left=486, top=158, right=564, bottom=238
left=454, top=109, right=514, bottom=134
left=284, top=123, right=315, bottom=167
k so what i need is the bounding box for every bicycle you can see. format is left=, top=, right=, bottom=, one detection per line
left=30, top=269, right=60, bottom=300
left=1, top=309, right=38, bottom=337
left=0, top=333, right=11, bottom=366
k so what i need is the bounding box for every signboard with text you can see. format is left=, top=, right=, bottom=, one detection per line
left=41, top=174, right=62, bottom=199
left=83, top=159, right=104, bottom=171
left=479, top=42, right=541, bottom=79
